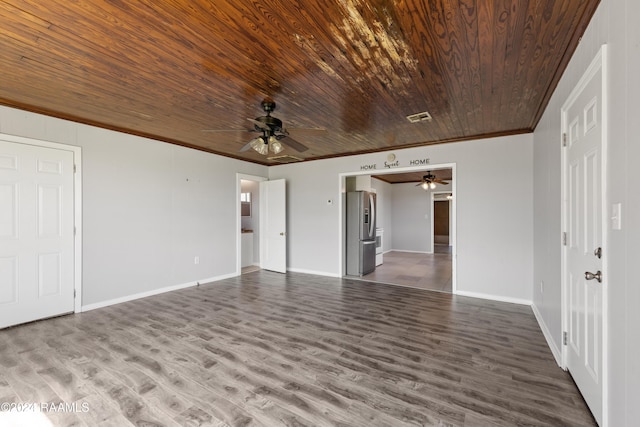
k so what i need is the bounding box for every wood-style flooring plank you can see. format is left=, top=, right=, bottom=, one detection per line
left=0, top=270, right=596, bottom=426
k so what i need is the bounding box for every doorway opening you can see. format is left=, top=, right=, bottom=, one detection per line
left=339, top=164, right=456, bottom=294
left=432, top=191, right=453, bottom=254
left=236, top=174, right=266, bottom=275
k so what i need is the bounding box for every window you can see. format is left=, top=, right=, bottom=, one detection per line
left=241, top=192, right=251, bottom=217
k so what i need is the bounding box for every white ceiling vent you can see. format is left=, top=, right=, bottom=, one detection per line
left=406, top=111, right=432, bottom=123
left=267, top=155, right=304, bottom=164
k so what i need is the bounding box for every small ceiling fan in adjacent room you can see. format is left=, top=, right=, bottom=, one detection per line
left=202, top=98, right=323, bottom=156
left=416, top=172, right=449, bottom=190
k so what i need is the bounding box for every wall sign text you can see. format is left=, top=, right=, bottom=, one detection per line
left=358, top=157, right=430, bottom=171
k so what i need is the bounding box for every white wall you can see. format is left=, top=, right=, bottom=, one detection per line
left=269, top=133, right=533, bottom=302
left=0, top=105, right=268, bottom=307
left=389, top=183, right=431, bottom=252
left=389, top=182, right=454, bottom=252
left=532, top=0, right=640, bottom=424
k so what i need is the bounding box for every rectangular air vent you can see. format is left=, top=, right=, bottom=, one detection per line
left=406, top=111, right=432, bottom=123
left=267, top=155, right=304, bottom=164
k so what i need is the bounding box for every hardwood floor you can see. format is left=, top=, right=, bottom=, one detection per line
left=241, top=265, right=261, bottom=275
left=360, top=250, right=452, bottom=292
left=0, top=271, right=595, bottom=426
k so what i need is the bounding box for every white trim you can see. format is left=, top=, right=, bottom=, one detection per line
left=81, top=272, right=237, bottom=312
left=601, top=45, right=609, bottom=427
left=455, top=290, right=532, bottom=306
left=338, top=162, right=457, bottom=294
left=236, top=173, right=268, bottom=277
left=287, top=267, right=341, bottom=278
left=389, top=249, right=433, bottom=254
left=0, top=133, right=83, bottom=314
left=532, top=303, right=563, bottom=366
left=560, top=44, right=608, bottom=426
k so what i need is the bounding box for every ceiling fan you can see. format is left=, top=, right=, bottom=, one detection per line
left=203, top=98, right=320, bottom=155
left=416, top=172, right=449, bottom=190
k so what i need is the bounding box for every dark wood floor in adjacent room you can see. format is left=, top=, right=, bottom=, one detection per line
left=0, top=271, right=596, bottom=426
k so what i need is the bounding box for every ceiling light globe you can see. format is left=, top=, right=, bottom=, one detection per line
left=250, top=137, right=268, bottom=155
left=270, top=140, right=284, bottom=154
left=430, top=182, right=437, bottom=189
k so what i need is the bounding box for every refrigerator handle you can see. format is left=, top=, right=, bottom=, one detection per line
left=369, top=193, right=375, bottom=238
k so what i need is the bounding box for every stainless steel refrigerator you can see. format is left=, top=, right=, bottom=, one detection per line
left=346, top=191, right=377, bottom=276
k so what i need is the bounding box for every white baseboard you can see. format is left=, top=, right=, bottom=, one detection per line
left=455, top=290, right=532, bottom=306
left=531, top=303, right=563, bottom=367
left=389, top=249, right=431, bottom=254
left=81, top=272, right=238, bottom=312
left=287, top=267, right=341, bottom=278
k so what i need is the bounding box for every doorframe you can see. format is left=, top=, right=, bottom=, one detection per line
left=560, top=44, right=608, bottom=424
left=430, top=191, right=453, bottom=254
left=338, top=162, right=457, bottom=293
left=235, top=173, right=267, bottom=276
left=0, top=133, right=83, bottom=314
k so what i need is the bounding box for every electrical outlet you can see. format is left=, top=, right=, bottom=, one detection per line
left=194, top=256, right=200, bottom=265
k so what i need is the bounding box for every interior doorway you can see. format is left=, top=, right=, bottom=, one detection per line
left=0, top=134, right=82, bottom=328
left=339, top=164, right=456, bottom=293
left=236, top=174, right=266, bottom=275
left=432, top=192, right=453, bottom=254
left=561, top=45, right=607, bottom=425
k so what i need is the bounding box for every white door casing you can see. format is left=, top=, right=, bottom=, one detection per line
left=260, top=179, right=287, bottom=273
left=0, top=139, right=75, bottom=328
left=562, top=45, right=607, bottom=426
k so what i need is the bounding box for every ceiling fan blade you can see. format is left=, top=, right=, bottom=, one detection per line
left=202, top=129, right=249, bottom=133
left=283, top=136, right=309, bottom=152
left=434, top=180, right=450, bottom=185
left=239, top=141, right=254, bottom=152
left=282, top=127, right=326, bottom=135
left=248, top=118, right=270, bottom=131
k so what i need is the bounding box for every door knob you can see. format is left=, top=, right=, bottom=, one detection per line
left=594, top=247, right=602, bottom=259
left=585, top=271, right=602, bottom=283
left=280, top=232, right=286, bottom=236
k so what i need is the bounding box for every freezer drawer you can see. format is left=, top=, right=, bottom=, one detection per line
left=347, top=239, right=376, bottom=276
left=361, top=240, right=376, bottom=275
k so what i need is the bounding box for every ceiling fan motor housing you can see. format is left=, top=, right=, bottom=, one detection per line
left=254, top=115, right=284, bottom=133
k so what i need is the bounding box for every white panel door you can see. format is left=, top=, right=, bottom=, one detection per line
left=0, top=140, right=74, bottom=329
left=260, top=179, right=286, bottom=273
left=564, top=51, right=604, bottom=425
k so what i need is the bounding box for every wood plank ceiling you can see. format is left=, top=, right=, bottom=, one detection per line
left=372, top=168, right=452, bottom=185
left=0, top=0, right=599, bottom=165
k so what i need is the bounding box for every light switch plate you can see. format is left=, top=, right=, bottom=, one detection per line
left=611, top=203, right=622, bottom=230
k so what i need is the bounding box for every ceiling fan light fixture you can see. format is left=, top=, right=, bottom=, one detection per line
left=270, top=139, right=284, bottom=154
left=430, top=182, right=437, bottom=189
left=421, top=182, right=429, bottom=190
left=250, top=137, right=268, bottom=155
